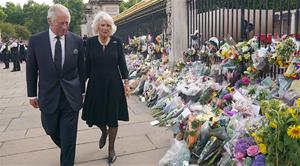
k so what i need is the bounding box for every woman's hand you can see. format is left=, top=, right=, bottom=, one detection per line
left=124, top=80, right=130, bottom=97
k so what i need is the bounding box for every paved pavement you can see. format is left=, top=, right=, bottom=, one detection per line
left=0, top=63, right=172, bottom=166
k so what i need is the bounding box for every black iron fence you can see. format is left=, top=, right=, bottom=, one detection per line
left=187, top=0, right=300, bottom=47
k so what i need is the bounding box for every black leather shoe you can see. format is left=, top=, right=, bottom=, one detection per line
left=98, top=134, right=107, bottom=149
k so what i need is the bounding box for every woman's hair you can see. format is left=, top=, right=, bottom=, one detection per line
left=47, top=4, right=71, bottom=23
left=92, top=11, right=117, bottom=36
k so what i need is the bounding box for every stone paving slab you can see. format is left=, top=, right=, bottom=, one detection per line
left=19, top=110, right=40, bottom=118
left=0, top=112, right=21, bottom=120
left=0, top=148, right=60, bottom=166
left=79, top=147, right=169, bottom=166
left=146, top=131, right=173, bottom=149
left=1, top=105, right=32, bottom=114
left=0, top=135, right=54, bottom=156
left=5, top=116, right=41, bottom=131
left=0, top=119, right=11, bottom=132
left=0, top=129, right=27, bottom=142
left=25, top=127, right=46, bottom=138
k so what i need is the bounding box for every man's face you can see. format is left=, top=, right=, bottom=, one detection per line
left=48, top=11, right=70, bottom=36
left=98, top=20, right=111, bottom=38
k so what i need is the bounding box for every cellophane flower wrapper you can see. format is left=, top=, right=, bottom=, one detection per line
left=251, top=48, right=268, bottom=70
left=158, top=138, right=191, bottom=166
left=277, top=75, right=293, bottom=92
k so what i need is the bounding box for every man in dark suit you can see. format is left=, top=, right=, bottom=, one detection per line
left=26, top=4, right=85, bottom=166
left=0, top=41, right=9, bottom=69
left=10, top=39, right=20, bottom=72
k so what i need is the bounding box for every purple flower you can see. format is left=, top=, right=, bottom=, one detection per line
left=251, top=154, right=266, bottom=166
left=254, top=154, right=265, bottom=162
left=223, top=93, right=233, bottom=100
left=235, top=80, right=243, bottom=88
left=234, top=137, right=255, bottom=154
left=223, top=107, right=236, bottom=117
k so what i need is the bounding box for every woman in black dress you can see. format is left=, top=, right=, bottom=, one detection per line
left=82, top=11, right=129, bottom=163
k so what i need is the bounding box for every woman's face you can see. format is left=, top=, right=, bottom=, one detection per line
left=98, top=20, right=111, bottom=38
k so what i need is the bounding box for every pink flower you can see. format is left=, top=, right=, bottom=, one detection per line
left=241, top=76, right=250, bottom=86
left=247, top=145, right=259, bottom=156
left=234, top=152, right=245, bottom=161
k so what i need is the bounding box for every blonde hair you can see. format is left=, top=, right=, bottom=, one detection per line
left=47, top=4, right=71, bottom=22
left=92, top=11, right=117, bottom=36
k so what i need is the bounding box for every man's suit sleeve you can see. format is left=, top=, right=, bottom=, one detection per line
left=26, top=37, right=38, bottom=97
left=77, top=38, right=85, bottom=94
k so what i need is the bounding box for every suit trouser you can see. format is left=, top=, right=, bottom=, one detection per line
left=12, top=54, right=20, bottom=71
left=2, top=54, right=9, bottom=68
left=41, top=91, right=79, bottom=166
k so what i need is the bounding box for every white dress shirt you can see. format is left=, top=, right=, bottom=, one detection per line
left=0, top=44, right=6, bottom=53
left=49, top=28, right=65, bottom=68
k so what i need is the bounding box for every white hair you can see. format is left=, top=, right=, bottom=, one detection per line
left=92, top=11, right=117, bottom=36
left=47, top=4, right=71, bottom=22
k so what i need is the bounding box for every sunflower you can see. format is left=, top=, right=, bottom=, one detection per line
left=287, top=108, right=297, bottom=119
left=287, top=125, right=300, bottom=139
left=296, top=98, right=300, bottom=108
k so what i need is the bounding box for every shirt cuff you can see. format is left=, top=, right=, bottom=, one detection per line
left=28, top=97, right=37, bottom=100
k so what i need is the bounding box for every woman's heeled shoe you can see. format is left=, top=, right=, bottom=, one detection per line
left=98, top=134, right=107, bottom=149
left=108, top=153, right=117, bottom=163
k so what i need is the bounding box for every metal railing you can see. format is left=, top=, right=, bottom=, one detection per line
left=187, top=0, right=300, bottom=48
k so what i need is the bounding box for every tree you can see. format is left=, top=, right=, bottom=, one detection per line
left=0, top=8, right=7, bottom=22
left=23, top=0, right=49, bottom=35
left=53, top=0, right=84, bottom=34
left=3, top=2, right=24, bottom=25
left=0, top=22, right=17, bottom=41
left=14, top=24, right=31, bottom=40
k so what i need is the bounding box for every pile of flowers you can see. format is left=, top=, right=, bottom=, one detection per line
left=124, top=34, right=300, bottom=166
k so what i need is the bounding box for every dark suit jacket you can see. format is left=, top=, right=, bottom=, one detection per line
left=26, top=30, right=85, bottom=114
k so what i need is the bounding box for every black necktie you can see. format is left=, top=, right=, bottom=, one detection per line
left=54, top=36, right=62, bottom=72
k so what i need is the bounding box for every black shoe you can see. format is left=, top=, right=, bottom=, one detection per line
left=98, top=134, right=107, bottom=149
left=11, top=70, right=16, bottom=72
left=108, top=152, right=117, bottom=163
left=3, top=67, right=9, bottom=69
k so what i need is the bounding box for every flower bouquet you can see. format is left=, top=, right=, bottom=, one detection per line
left=257, top=99, right=300, bottom=166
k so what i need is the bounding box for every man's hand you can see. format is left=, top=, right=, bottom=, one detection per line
left=29, top=98, right=39, bottom=108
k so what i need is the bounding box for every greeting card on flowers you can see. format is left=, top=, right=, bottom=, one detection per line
left=233, top=90, right=247, bottom=103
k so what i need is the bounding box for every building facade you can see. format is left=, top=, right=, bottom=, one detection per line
left=81, top=0, right=122, bottom=37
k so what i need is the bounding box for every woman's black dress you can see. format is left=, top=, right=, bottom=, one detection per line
left=82, top=36, right=129, bottom=127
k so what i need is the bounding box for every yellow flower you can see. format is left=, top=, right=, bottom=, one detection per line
left=287, top=108, right=297, bottom=119
left=277, top=60, right=283, bottom=67
left=258, top=143, right=267, bottom=154
left=251, top=133, right=263, bottom=143
left=287, top=125, right=300, bottom=139
left=227, top=87, right=235, bottom=93
left=296, top=98, right=300, bottom=108
left=265, top=113, right=271, bottom=119
left=212, top=92, right=218, bottom=97
left=270, top=121, right=277, bottom=129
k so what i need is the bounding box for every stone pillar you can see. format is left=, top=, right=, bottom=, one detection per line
left=291, top=11, right=296, bottom=34
left=169, top=0, right=188, bottom=66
